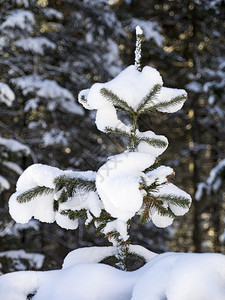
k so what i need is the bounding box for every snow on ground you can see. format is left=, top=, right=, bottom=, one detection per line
left=0, top=248, right=225, bottom=300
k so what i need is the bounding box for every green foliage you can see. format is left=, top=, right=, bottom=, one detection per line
left=54, top=175, right=96, bottom=193
left=17, top=186, right=54, bottom=203
left=136, top=84, right=162, bottom=114
left=136, top=136, right=167, bottom=149
left=142, top=94, right=187, bottom=114
left=60, top=209, right=87, bottom=220
left=54, top=175, right=96, bottom=203
left=100, top=88, right=135, bottom=115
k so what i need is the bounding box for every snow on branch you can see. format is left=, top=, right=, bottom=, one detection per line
left=0, top=10, right=34, bottom=31
left=195, top=158, right=225, bottom=201
left=135, top=26, right=143, bottom=71
left=0, top=82, right=15, bottom=106
left=12, top=76, right=84, bottom=115
left=9, top=164, right=102, bottom=230
left=15, top=37, right=56, bottom=55
left=0, top=137, right=30, bottom=155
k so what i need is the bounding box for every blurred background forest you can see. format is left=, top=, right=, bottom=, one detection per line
left=0, top=0, right=225, bottom=274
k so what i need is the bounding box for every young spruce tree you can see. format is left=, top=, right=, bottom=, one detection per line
left=9, top=27, right=191, bottom=270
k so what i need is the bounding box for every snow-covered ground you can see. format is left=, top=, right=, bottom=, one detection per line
left=0, top=246, right=225, bottom=300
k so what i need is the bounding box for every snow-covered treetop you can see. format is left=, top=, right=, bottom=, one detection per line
left=78, top=65, right=187, bottom=133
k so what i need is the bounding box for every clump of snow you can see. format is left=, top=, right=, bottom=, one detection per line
left=154, top=87, right=187, bottom=113
left=9, top=191, right=55, bottom=224
left=8, top=164, right=100, bottom=229
left=128, top=245, right=157, bottom=262
left=0, top=82, right=15, bottom=106
left=58, top=190, right=102, bottom=219
left=79, top=65, right=186, bottom=132
left=15, top=37, right=56, bottom=55
left=0, top=10, right=34, bottom=31
left=80, top=65, right=163, bottom=111
left=149, top=183, right=192, bottom=228
left=16, top=164, right=64, bottom=190
left=63, top=245, right=157, bottom=268
left=145, top=166, right=174, bottom=185
left=96, top=152, right=155, bottom=221
left=1, top=251, right=225, bottom=300
left=208, top=94, right=215, bottom=105
left=103, top=219, right=129, bottom=241
left=136, top=130, right=168, bottom=156
left=0, top=220, right=39, bottom=239
left=55, top=212, right=78, bottom=230
left=62, top=246, right=118, bottom=268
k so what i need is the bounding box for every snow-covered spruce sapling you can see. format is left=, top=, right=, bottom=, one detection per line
left=9, top=27, right=191, bottom=270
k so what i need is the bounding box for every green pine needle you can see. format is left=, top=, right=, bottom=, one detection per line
left=54, top=175, right=96, bottom=193
left=105, top=127, right=131, bottom=138
left=100, top=88, right=135, bottom=115
left=139, top=191, right=190, bottom=223
left=137, top=137, right=168, bottom=149
left=17, top=186, right=54, bottom=203
left=158, top=194, right=191, bottom=208
left=136, top=84, right=161, bottom=113
left=60, top=208, right=87, bottom=220
left=141, top=94, right=187, bottom=114
left=156, top=205, right=176, bottom=218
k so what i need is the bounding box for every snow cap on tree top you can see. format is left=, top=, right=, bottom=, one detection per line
left=78, top=65, right=187, bottom=133
left=136, top=25, right=143, bottom=35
